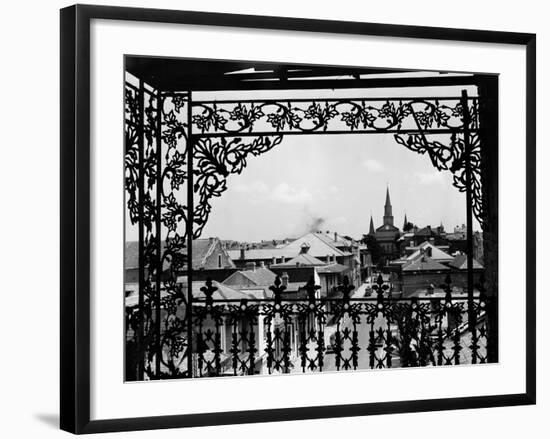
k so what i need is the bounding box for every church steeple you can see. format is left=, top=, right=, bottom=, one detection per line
left=383, top=186, right=394, bottom=227
left=403, top=212, right=408, bottom=230
left=369, top=214, right=375, bottom=235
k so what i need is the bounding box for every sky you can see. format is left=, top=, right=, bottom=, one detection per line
left=201, top=132, right=474, bottom=242
left=125, top=84, right=480, bottom=243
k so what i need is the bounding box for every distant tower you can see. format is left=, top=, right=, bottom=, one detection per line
left=368, top=214, right=375, bottom=235
left=383, top=186, right=394, bottom=227
left=403, top=212, right=408, bottom=230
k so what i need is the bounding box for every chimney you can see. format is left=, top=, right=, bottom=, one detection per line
left=272, top=256, right=276, bottom=265
left=300, top=242, right=310, bottom=254
left=245, top=262, right=256, bottom=271
left=334, top=232, right=338, bottom=242
left=425, top=247, right=432, bottom=257
left=281, top=272, right=289, bottom=287
left=429, top=237, right=435, bottom=244
left=240, top=247, right=245, bottom=260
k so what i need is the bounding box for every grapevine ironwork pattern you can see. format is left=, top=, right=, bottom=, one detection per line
left=394, top=132, right=484, bottom=223
left=125, top=82, right=490, bottom=380
left=192, top=135, right=283, bottom=238
left=125, top=78, right=192, bottom=380
left=191, top=98, right=478, bottom=135
left=190, top=97, right=485, bottom=228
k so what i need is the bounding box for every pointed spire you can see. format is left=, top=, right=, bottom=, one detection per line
left=383, top=185, right=394, bottom=227
left=403, top=212, right=408, bottom=230
left=369, top=214, right=375, bottom=235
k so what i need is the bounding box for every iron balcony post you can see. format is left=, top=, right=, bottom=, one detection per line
left=137, top=79, right=145, bottom=381
left=461, top=90, right=475, bottom=332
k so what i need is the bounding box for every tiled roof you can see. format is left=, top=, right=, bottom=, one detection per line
left=271, top=253, right=326, bottom=267
left=414, top=226, right=435, bottom=236
left=227, top=268, right=278, bottom=286
left=184, top=278, right=254, bottom=300
left=279, top=232, right=350, bottom=257
left=192, top=238, right=236, bottom=269
left=125, top=238, right=234, bottom=270
left=227, top=232, right=354, bottom=263
left=227, top=247, right=292, bottom=261
left=315, top=232, right=352, bottom=248
left=192, top=239, right=215, bottom=269
left=449, top=254, right=484, bottom=270
left=125, top=241, right=170, bottom=270
left=124, top=279, right=252, bottom=306
left=402, top=256, right=450, bottom=272
left=406, top=241, right=454, bottom=262
left=316, top=263, right=350, bottom=274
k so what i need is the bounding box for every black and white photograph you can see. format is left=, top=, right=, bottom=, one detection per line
left=124, top=57, right=499, bottom=381
left=0, top=0, right=543, bottom=436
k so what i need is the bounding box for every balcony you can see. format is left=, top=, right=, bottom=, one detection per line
left=125, top=274, right=492, bottom=380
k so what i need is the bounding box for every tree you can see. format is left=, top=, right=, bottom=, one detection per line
left=403, top=221, right=414, bottom=232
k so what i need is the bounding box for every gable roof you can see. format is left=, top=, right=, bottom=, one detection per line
left=191, top=280, right=253, bottom=300
left=449, top=254, right=484, bottom=270
left=316, top=263, right=350, bottom=274
left=191, top=239, right=216, bottom=268
left=279, top=232, right=350, bottom=258
left=125, top=238, right=235, bottom=271
left=314, top=232, right=353, bottom=249
left=125, top=279, right=252, bottom=306
left=402, top=256, right=450, bottom=272
left=125, top=241, right=169, bottom=270
left=223, top=267, right=277, bottom=286
left=415, top=226, right=436, bottom=236
left=227, top=247, right=292, bottom=261
left=271, top=252, right=327, bottom=268
left=405, top=241, right=454, bottom=262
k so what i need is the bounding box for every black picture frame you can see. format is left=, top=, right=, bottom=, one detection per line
left=60, top=4, right=536, bottom=434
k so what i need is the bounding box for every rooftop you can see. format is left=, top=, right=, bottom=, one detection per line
left=271, top=252, right=327, bottom=268
left=402, top=256, right=450, bottom=272
left=223, top=267, right=277, bottom=286
left=405, top=241, right=454, bottom=262
left=449, top=254, right=484, bottom=270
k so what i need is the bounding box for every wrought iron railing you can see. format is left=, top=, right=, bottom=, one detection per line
left=125, top=274, right=492, bottom=380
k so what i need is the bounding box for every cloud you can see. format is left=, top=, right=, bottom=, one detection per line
left=271, top=182, right=313, bottom=204
left=363, top=159, right=385, bottom=172
left=414, top=171, right=445, bottom=184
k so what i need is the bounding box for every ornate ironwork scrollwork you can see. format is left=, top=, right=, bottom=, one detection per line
left=126, top=84, right=489, bottom=380
left=394, top=132, right=484, bottom=226
left=191, top=97, right=484, bottom=228
left=192, top=135, right=283, bottom=238
left=192, top=98, right=477, bottom=135
left=186, top=276, right=489, bottom=377
left=125, top=80, right=191, bottom=380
